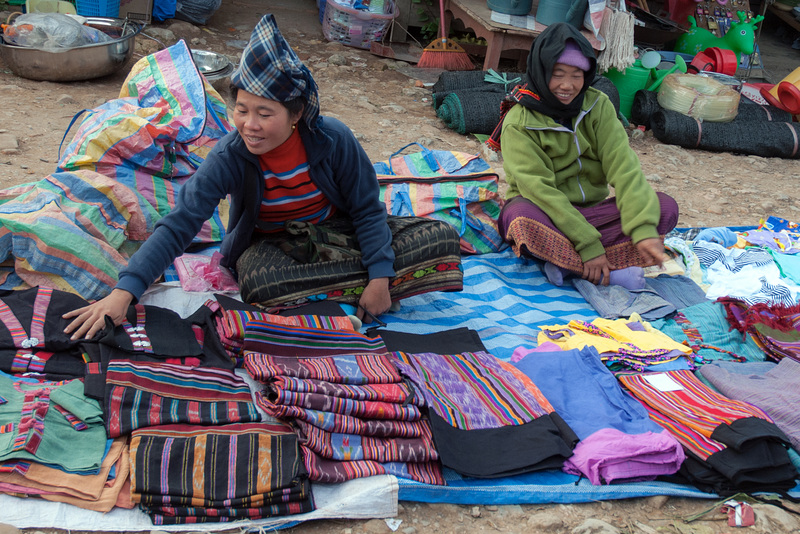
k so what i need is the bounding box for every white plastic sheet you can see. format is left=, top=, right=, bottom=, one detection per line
left=0, top=476, right=398, bottom=530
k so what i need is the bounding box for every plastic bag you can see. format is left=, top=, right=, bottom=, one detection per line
left=583, top=0, right=606, bottom=38
left=174, top=0, right=222, bottom=25
left=2, top=13, right=112, bottom=49
left=174, top=252, right=239, bottom=293
left=153, top=0, right=177, bottom=22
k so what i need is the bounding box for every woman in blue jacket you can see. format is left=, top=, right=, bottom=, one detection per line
left=63, top=14, right=462, bottom=340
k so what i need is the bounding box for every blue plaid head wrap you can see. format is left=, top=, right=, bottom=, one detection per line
left=230, top=14, right=320, bottom=130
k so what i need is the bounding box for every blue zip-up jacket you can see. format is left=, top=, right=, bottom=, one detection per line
left=502, top=88, right=661, bottom=262
left=117, top=116, right=395, bottom=300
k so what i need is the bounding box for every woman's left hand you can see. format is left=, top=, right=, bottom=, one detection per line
left=357, top=277, right=392, bottom=323
left=635, top=237, right=668, bottom=268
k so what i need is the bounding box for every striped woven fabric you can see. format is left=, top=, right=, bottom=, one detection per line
left=268, top=389, right=421, bottom=421
left=142, top=484, right=308, bottom=509
left=130, top=422, right=305, bottom=506
left=255, top=398, right=426, bottom=438
left=495, top=359, right=556, bottom=413
left=144, top=499, right=315, bottom=525
left=245, top=352, right=402, bottom=385
left=640, top=403, right=726, bottom=460
left=301, top=443, right=445, bottom=485
left=105, top=361, right=260, bottom=438
left=131, top=421, right=315, bottom=524
left=243, top=320, right=387, bottom=358
left=397, top=350, right=551, bottom=430
left=271, top=376, right=422, bottom=405
left=618, top=370, right=773, bottom=439
left=295, top=419, right=438, bottom=463
left=218, top=309, right=353, bottom=349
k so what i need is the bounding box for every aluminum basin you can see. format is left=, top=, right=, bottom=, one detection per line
left=0, top=17, right=143, bottom=82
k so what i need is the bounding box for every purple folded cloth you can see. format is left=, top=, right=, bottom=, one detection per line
left=563, top=428, right=685, bottom=485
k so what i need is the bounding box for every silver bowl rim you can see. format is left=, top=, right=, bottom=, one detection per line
left=191, top=49, right=234, bottom=76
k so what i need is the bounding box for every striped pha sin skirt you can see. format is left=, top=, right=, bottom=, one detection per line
left=237, top=215, right=463, bottom=309
left=500, top=193, right=679, bottom=273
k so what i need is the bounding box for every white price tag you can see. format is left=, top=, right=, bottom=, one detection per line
left=643, top=373, right=685, bottom=392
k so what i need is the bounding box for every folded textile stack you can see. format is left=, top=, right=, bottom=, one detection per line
left=130, top=422, right=313, bottom=524
left=212, top=296, right=354, bottom=364
left=243, top=320, right=444, bottom=485
left=103, top=358, right=312, bottom=523
left=619, top=370, right=797, bottom=494
left=0, top=436, right=132, bottom=513
left=537, top=317, right=694, bottom=372
left=0, top=370, right=119, bottom=510
left=103, top=360, right=262, bottom=438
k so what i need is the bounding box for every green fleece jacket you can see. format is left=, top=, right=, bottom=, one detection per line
left=502, top=87, right=661, bottom=262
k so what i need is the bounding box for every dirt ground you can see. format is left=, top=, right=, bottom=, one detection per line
left=2, top=0, right=800, bottom=533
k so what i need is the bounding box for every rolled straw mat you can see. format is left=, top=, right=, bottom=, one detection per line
left=591, top=75, right=621, bottom=118
left=432, top=70, right=521, bottom=93
left=436, top=90, right=507, bottom=135
left=433, top=85, right=504, bottom=110
left=651, top=108, right=800, bottom=158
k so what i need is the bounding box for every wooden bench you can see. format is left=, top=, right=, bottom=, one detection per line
left=443, top=0, right=604, bottom=71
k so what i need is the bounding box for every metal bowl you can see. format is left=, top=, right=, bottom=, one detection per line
left=191, top=49, right=233, bottom=78
left=190, top=49, right=234, bottom=94
left=0, top=17, right=143, bottom=82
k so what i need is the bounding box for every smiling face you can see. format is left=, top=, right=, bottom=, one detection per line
left=548, top=63, right=585, bottom=105
left=232, top=89, right=303, bottom=155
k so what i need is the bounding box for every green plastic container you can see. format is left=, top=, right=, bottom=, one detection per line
left=603, top=63, right=651, bottom=119
left=487, top=0, right=532, bottom=15
left=535, top=0, right=570, bottom=25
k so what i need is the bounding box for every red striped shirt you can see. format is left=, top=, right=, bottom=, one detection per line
left=257, top=129, right=335, bottom=232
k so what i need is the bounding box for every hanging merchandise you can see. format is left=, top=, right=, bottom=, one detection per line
left=596, top=0, right=635, bottom=74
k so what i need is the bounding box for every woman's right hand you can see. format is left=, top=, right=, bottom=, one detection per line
left=582, top=254, right=615, bottom=285
left=62, top=288, right=134, bottom=340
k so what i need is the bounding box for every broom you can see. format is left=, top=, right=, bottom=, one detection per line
left=417, top=0, right=475, bottom=70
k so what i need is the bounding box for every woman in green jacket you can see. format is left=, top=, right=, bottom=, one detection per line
left=488, top=23, right=678, bottom=287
